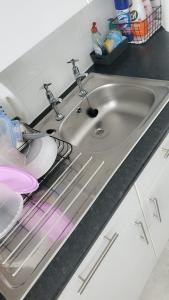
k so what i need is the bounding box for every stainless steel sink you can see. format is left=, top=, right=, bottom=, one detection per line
left=59, top=83, right=156, bottom=153
left=0, top=74, right=169, bottom=300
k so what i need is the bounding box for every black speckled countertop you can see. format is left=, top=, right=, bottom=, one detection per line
left=1, top=28, right=169, bottom=300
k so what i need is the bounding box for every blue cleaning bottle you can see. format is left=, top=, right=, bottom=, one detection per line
left=114, top=0, right=133, bottom=41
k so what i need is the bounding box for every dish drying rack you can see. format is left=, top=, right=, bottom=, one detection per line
left=0, top=131, right=105, bottom=300
left=30, top=133, right=73, bottom=186
left=113, top=5, right=162, bottom=44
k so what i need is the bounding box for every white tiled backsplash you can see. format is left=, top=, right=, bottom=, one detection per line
left=0, top=0, right=115, bottom=123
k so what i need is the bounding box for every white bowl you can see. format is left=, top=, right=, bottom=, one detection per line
left=24, top=136, right=58, bottom=179
left=0, top=183, right=23, bottom=240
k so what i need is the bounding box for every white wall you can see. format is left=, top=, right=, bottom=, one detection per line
left=0, top=0, right=115, bottom=123
left=0, top=0, right=87, bottom=71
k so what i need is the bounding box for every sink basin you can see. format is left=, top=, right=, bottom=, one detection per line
left=59, top=83, right=156, bottom=153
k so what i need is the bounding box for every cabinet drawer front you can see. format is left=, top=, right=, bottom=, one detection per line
left=136, top=132, right=169, bottom=200
left=58, top=187, right=155, bottom=300
left=138, top=165, right=169, bottom=257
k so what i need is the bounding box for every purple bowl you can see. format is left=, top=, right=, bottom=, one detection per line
left=0, top=166, right=39, bottom=194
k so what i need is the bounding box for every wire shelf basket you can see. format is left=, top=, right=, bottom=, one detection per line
left=113, top=5, right=162, bottom=45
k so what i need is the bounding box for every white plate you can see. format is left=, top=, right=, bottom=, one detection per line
left=24, top=136, right=58, bottom=179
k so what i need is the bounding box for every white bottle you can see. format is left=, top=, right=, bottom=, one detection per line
left=91, top=22, right=103, bottom=56
left=130, top=0, right=146, bottom=22
left=151, top=0, right=160, bottom=7
left=142, top=0, right=153, bottom=16
left=129, top=0, right=133, bottom=7
left=130, top=0, right=148, bottom=36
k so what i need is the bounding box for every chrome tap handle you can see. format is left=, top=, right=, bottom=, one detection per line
left=56, top=97, right=62, bottom=104
left=41, top=83, right=61, bottom=103
left=77, top=73, right=88, bottom=80
left=67, top=59, right=79, bottom=67
left=40, top=83, right=64, bottom=121
left=40, top=83, right=52, bottom=91
left=67, top=59, right=80, bottom=73
left=67, top=59, right=88, bottom=98
left=41, top=83, right=61, bottom=104
left=67, top=59, right=88, bottom=78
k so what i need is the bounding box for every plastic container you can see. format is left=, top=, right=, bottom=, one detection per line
left=114, top=0, right=133, bottom=41
left=108, top=19, right=126, bottom=44
left=114, top=0, right=130, bottom=12
left=143, top=0, right=153, bottom=16
left=0, top=107, right=22, bottom=147
left=104, top=20, right=125, bottom=53
left=0, top=165, right=39, bottom=194
left=11, top=120, right=23, bottom=146
left=0, top=183, right=23, bottom=240
left=0, top=142, right=26, bottom=168
left=91, top=22, right=104, bottom=56
left=0, top=112, right=15, bottom=146
left=90, top=37, right=128, bottom=65
left=130, top=0, right=148, bottom=36
left=151, top=0, right=160, bottom=7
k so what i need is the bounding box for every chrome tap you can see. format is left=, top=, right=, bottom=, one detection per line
left=67, top=59, right=88, bottom=98
left=41, top=83, right=64, bottom=121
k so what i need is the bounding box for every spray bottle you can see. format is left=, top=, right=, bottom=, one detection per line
left=114, top=0, right=133, bottom=41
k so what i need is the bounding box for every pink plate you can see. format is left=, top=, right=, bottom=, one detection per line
left=0, top=166, right=39, bottom=194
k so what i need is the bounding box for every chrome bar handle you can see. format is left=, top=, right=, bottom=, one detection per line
left=78, top=233, right=119, bottom=295
left=150, top=198, right=162, bottom=223
left=135, top=221, right=149, bottom=245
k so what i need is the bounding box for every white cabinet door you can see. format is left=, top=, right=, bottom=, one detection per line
left=58, top=187, right=156, bottom=300
left=136, top=132, right=169, bottom=201
left=0, top=0, right=87, bottom=71
left=136, top=161, right=169, bottom=257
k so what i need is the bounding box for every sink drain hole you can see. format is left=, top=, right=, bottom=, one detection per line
left=86, top=108, right=99, bottom=118
left=95, top=128, right=104, bottom=136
